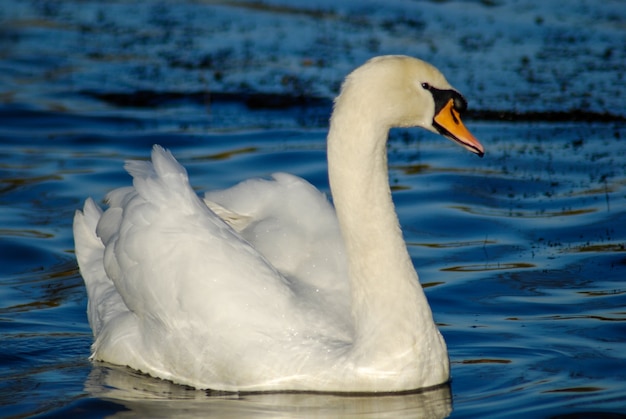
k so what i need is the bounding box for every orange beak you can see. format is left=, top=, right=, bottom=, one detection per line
left=434, top=99, right=484, bottom=157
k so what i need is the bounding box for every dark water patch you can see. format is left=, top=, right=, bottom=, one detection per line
left=0, top=259, right=83, bottom=311
left=0, top=105, right=148, bottom=135
left=457, top=358, right=512, bottom=365
left=468, top=109, right=626, bottom=123
left=441, top=262, right=535, bottom=272
left=81, top=90, right=331, bottom=110
left=79, top=89, right=626, bottom=123
left=549, top=413, right=626, bottom=419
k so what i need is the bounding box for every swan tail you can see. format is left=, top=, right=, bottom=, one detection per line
left=123, top=145, right=201, bottom=212
left=74, top=197, right=127, bottom=337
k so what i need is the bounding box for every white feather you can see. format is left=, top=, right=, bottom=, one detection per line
left=73, top=56, right=483, bottom=392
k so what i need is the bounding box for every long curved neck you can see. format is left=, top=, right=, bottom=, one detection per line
left=327, top=97, right=437, bottom=361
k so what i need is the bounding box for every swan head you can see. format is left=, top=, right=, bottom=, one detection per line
left=336, top=55, right=484, bottom=157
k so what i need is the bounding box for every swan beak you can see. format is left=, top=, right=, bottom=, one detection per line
left=434, top=99, right=484, bottom=157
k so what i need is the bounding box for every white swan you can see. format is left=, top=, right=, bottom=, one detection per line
left=74, top=55, right=484, bottom=393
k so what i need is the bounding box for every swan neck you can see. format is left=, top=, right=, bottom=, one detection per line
left=327, top=102, right=436, bottom=353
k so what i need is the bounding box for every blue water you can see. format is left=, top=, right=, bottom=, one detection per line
left=2, top=106, right=625, bottom=418
left=2, top=1, right=626, bottom=418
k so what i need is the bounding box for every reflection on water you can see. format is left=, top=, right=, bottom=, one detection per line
left=441, top=262, right=535, bottom=272
left=84, top=364, right=452, bottom=418
left=451, top=204, right=597, bottom=219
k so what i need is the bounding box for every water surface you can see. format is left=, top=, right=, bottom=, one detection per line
left=1, top=1, right=625, bottom=418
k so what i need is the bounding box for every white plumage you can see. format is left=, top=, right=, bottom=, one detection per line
left=74, top=55, right=484, bottom=392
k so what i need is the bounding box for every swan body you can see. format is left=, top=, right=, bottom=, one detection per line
left=74, top=55, right=484, bottom=392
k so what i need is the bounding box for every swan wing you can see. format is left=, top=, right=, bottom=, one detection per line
left=75, top=146, right=307, bottom=385
left=204, top=172, right=351, bottom=329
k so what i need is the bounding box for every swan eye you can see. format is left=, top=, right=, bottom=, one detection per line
left=421, top=82, right=430, bottom=90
